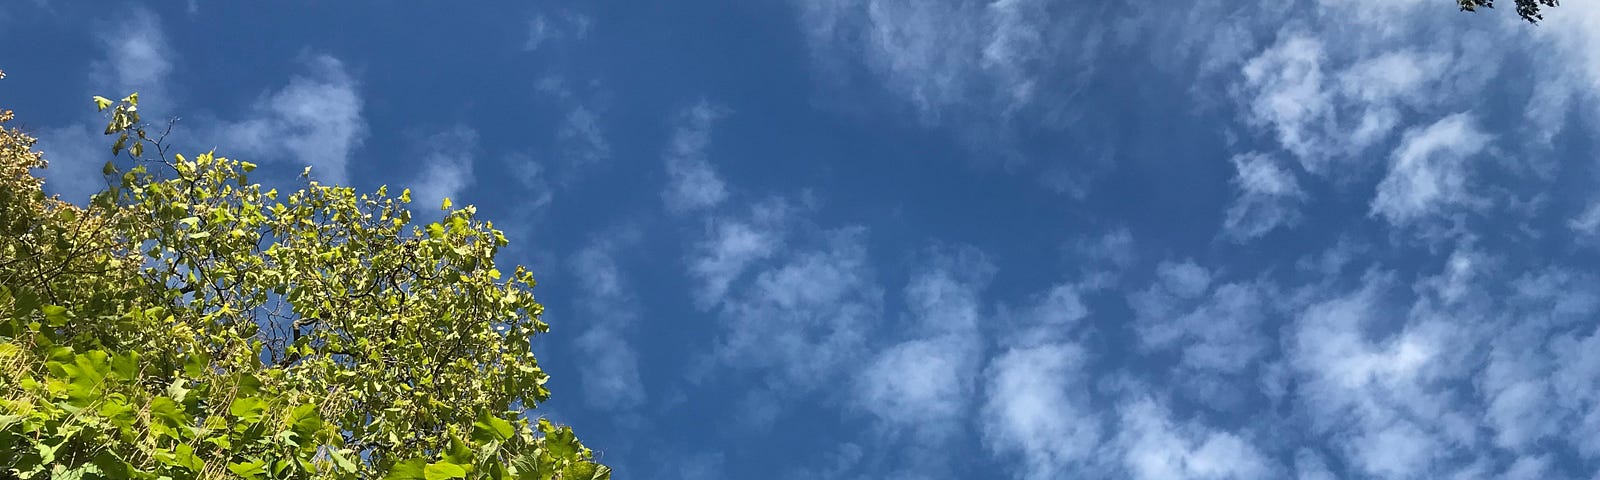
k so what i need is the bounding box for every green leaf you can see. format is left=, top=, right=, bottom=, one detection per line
left=102, top=161, right=116, bottom=176
left=182, top=350, right=210, bottom=377
left=329, top=450, right=358, bottom=473
left=129, top=141, right=143, bottom=157
left=383, top=458, right=428, bottom=480
left=93, top=96, right=113, bottom=111
left=424, top=462, right=468, bottom=480
left=228, top=396, right=266, bottom=423
left=41, top=305, right=69, bottom=327
left=473, top=410, right=514, bottom=443
left=228, top=460, right=268, bottom=479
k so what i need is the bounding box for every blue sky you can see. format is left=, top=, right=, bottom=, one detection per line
left=5, top=1, right=1600, bottom=478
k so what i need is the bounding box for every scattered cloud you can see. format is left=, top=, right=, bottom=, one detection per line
left=689, top=217, right=782, bottom=310
left=1117, top=397, right=1273, bottom=480
left=90, top=6, right=172, bottom=101
left=569, top=232, right=646, bottom=411
left=408, top=125, right=478, bottom=211
left=662, top=101, right=730, bottom=214
left=38, top=5, right=171, bottom=204
left=525, top=9, right=592, bottom=52
left=1370, top=113, right=1489, bottom=226
left=853, top=247, right=991, bottom=474
left=713, top=226, right=881, bottom=392
left=1238, top=34, right=1333, bottom=170
left=209, top=55, right=366, bottom=185
left=980, top=343, right=1100, bottom=480
left=1129, top=261, right=1272, bottom=375
left=537, top=77, right=610, bottom=177
left=1224, top=153, right=1304, bottom=240
left=504, top=152, right=554, bottom=214
left=34, top=125, right=110, bottom=204
left=791, top=0, right=1105, bottom=160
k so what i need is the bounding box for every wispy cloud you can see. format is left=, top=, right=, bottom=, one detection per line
left=408, top=125, right=478, bottom=211
left=525, top=9, right=592, bottom=52
left=208, top=55, right=366, bottom=185
left=35, top=125, right=110, bottom=204
left=791, top=0, right=1105, bottom=162
left=1224, top=153, right=1304, bottom=240
left=91, top=6, right=172, bottom=100
left=569, top=231, right=646, bottom=411
left=38, top=5, right=173, bottom=204
left=662, top=101, right=730, bottom=214
left=689, top=216, right=782, bottom=310
left=1129, top=261, right=1272, bottom=376
left=980, top=343, right=1099, bottom=480
left=1370, top=114, right=1489, bottom=226
left=852, top=247, right=991, bottom=473
left=537, top=77, right=610, bottom=178
left=712, top=226, right=881, bottom=391
left=1116, top=397, right=1273, bottom=479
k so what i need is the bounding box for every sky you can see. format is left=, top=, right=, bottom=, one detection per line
left=3, top=1, right=1600, bottom=478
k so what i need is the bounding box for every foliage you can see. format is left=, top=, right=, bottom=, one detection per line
left=1457, top=0, right=1559, bottom=23
left=0, top=82, right=609, bottom=478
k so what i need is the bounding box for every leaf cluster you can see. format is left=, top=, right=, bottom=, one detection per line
left=1, top=88, right=608, bottom=479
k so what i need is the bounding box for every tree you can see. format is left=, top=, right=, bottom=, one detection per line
left=1458, top=0, right=1560, bottom=23
left=1, top=75, right=610, bottom=478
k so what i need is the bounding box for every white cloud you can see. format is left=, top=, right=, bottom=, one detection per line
left=1117, top=397, right=1273, bottom=480
left=1133, top=280, right=1272, bottom=375
left=1239, top=34, right=1333, bottom=169
left=569, top=235, right=646, bottom=411
left=857, top=336, right=974, bottom=427
left=572, top=324, right=644, bottom=410
left=1552, top=325, right=1600, bottom=457
left=38, top=5, right=171, bottom=204
left=689, top=215, right=783, bottom=310
left=1224, top=152, right=1304, bottom=240
left=714, top=227, right=881, bottom=391
left=1528, top=4, right=1600, bottom=144
left=1571, top=201, right=1600, bottom=238
left=408, top=126, right=478, bottom=211
left=1370, top=113, right=1490, bottom=225
left=855, top=250, right=990, bottom=426
left=537, top=77, right=610, bottom=176
left=504, top=152, right=554, bottom=214
left=91, top=7, right=171, bottom=100
left=791, top=0, right=1103, bottom=158
left=1292, top=450, right=1337, bottom=480
left=1234, top=21, right=1485, bottom=180
left=853, top=248, right=991, bottom=474
left=980, top=343, right=1100, bottom=479
left=662, top=101, right=730, bottom=213
left=210, top=55, right=366, bottom=184
left=557, top=105, right=607, bottom=170
left=34, top=125, right=110, bottom=205
left=525, top=10, right=592, bottom=52
left=1287, top=274, right=1483, bottom=478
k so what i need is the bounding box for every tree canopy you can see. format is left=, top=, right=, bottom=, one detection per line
left=1458, top=0, right=1559, bottom=23
left=0, top=73, right=609, bottom=479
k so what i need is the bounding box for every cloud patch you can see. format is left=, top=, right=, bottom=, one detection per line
left=209, top=55, right=366, bottom=184
left=1370, top=113, right=1489, bottom=226
left=408, top=126, right=479, bottom=210
left=662, top=101, right=730, bottom=214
